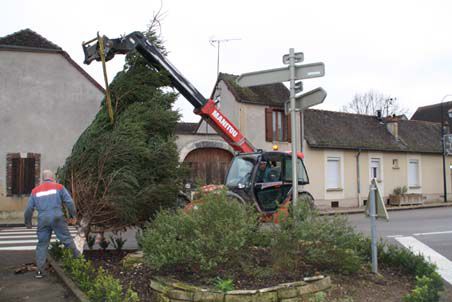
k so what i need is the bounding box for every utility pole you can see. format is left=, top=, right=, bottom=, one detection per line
left=209, top=38, right=241, bottom=77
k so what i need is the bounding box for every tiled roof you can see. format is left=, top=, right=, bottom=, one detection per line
left=214, top=73, right=289, bottom=106
left=305, top=109, right=442, bottom=153
left=0, top=28, right=61, bottom=50
left=411, top=101, right=452, bottom=123
left=176, top=122, right=199, bottom=134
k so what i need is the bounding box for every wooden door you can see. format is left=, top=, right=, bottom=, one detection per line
left=184, top=148, right=233, bottom=185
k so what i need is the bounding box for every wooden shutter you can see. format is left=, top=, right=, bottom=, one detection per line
left=265, top=108, right=273, bottom=142
left=23, top=158, right=36, bottom=194
left=11, top=158, right=21, bottom=195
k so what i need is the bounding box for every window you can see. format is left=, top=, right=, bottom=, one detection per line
left=392, top=159, right=399, bottom=169
left=326, top=157, right=341, bottom=189
left=6, top=153, right=40, bottom=196
left=265, top=108, right=291, bottom=142
left=408, top=159, right=420, bottom=187
left=370, top=158, right=381, bottom=180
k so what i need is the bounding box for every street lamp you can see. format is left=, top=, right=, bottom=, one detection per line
left=440, top=95, right=452, bottom=203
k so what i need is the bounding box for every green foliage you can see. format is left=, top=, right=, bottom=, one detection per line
left=393, top=186, right=408, bottom=195
left=353, top=235, right=444, bottom=301
left=141, top=190, right=259, bottom=272
left=308, top=291, right=327, bottom=302
left=99, top=236, right=110, bottom=251
left=404, top=274, right=443, bottom=302
left=213, top=277, right=235, bottom=292
left=59, top=246, right=138, bottom=301
left=110, top=235, right=127, bottom=251
left=49, top=240, right=65, bottom=261
left=58, top=24, right=182, bottom=230
left=86, top=235, right=96, bottom=250
left=272, top=205, right=364, bottom=274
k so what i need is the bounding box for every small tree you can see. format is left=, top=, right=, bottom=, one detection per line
left=58, top=18, right=181, bottom=236
left=342, top=90, right=408, bottom=117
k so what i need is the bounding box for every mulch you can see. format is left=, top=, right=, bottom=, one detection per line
left=84, top=250, right=417, bottom=302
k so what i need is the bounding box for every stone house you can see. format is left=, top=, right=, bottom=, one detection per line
left=0, top=29, right=104, bottom=219
left=176, top=73, right=450, bottom=207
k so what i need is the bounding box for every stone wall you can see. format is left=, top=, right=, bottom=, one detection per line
left=150, top=276, right=331, bottom=302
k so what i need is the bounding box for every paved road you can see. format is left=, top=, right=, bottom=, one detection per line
left=347, top=207, right=452, bottom=285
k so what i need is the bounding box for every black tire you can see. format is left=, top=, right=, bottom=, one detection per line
left=298, top=191, right=315, bottom=209
left=226, top=191, right=246, bottom=204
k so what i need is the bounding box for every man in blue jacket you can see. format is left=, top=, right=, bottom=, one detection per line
left=24, top=169, right=79, bottom=278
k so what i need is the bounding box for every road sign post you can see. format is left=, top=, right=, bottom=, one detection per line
left=237, top=50, right=326, bottom=216
left=366, top=179, right=389, bottom=274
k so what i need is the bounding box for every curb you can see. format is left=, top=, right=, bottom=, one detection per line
left=319, top=202, right=452, bottom=216
left=0, top=223, right=25, bottom=227
left=47, top=255, right=90, bottom=302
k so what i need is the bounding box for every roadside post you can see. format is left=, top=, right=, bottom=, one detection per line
left=365, top=179, right=389, bottom=274
left=237, top=51, right=325, bottom=212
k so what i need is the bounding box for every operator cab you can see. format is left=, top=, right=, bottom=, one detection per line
left=225, top=152, right=309, bottom=213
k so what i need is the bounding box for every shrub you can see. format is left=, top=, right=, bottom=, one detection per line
left=99, top=235, right=110, bottom=251
left=110, top=235, right=127, bottom=251
left=213, top=277, right=235, bottom=292
left=49, top=240, right=65, bottom=261
left=141, top=190, right=259, bottom=272
left=404, top=274, right=443, bottom=302
left=86, top=235, right=96, bottom=250
left=88, top=267, right=139, bottom=302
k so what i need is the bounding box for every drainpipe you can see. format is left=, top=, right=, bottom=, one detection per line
left=356, top=149, right=362, bottom=207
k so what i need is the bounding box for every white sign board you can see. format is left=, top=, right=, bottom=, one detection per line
left=236, top=62, right=325, bottom=87
left=284, top=87, right=327, bottom=114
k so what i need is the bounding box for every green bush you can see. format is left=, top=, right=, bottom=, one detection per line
left=49, top=240, right=65, bottom=261
left=213, top=277, right=235, bottom=292
left=141, top=190, right=259, bottom=272
left=110, top=235, right=127, bottom=251
left=404, top=274, right=443, bottom=302
left=57, top=247, right=139, bottom=301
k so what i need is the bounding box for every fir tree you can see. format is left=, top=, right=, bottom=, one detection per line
left=59, top=23, right=181, bottom=232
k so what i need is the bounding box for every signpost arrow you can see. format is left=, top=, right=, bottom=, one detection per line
left=236, top=62, right=325, bottom=87
left=284, top=87, right=327, bottom=114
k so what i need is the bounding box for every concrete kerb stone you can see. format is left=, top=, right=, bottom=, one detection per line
left=47, top=255, right=90, bottom=302
left=319, top=201, right=452, bottom=216
left=150, top=276, right=331, bottom=302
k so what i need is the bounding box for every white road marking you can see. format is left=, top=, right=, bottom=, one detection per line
left=387, top=235, right=403, bottom=238
left=0, top=246, right=36, bottom=251
left=0, top=227, right=77, bottom=251
left=413, top=230, right=452, bottom=236
left=395, top=236, right=452, bottom=285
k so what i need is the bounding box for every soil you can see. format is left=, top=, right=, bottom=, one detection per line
left=83, top=250, right=424, bottom=302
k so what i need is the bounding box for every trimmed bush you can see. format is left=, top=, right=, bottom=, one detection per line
left=141, top=190, right=259, bottom=272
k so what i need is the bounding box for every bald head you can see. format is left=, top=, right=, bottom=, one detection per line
left=42, top=169, right=54, bottom=180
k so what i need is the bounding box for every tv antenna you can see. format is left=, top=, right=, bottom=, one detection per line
left=209, top=37, right=241, bottom=77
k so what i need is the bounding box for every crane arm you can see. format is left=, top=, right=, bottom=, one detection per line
left=82, top=31, right=254, bottom=153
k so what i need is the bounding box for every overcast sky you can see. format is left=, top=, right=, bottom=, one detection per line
left=2, top=0, right=452, bottom=122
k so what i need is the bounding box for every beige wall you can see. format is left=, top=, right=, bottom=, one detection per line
left=303, top=145, right=452, bottom=208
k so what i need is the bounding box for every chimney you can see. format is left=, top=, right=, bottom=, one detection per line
left=376, top=110, right=383, bottom=121
left=386, top=118, right=399, bottom=140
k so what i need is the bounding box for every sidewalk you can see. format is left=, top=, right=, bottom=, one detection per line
left=319, top=201, right=452, bottom=215
left=0, top=251, right=77, bottom=302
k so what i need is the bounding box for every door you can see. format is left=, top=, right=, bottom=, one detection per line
left=184, top=148, right=233, bottom=185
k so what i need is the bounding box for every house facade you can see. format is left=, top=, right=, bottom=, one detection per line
left=0, top=29, right=104, bottom=219
left=176, top=73, right=451, bottom=207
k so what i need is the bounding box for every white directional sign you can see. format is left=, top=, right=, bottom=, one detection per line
left=284, top=87, right=327, bottom=114
left=237, top=62, right=325, bottom=87
left=283, top=52, right=304, bottom=64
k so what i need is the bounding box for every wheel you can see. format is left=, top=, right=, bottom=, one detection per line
left=297, top=191, right=315, bottom=209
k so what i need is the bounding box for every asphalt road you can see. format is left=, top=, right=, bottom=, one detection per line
left=347, top=207, right=452, bottom=286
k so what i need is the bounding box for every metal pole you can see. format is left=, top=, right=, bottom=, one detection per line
left=370, top=182, right=378, bottom=274
left=216, top=41, right=220, bottom=77
left=442, top=101, right=448, bottom=203
left=289, top=48, right=299, bottom=210
left=301, top=110, right=305, bottom=153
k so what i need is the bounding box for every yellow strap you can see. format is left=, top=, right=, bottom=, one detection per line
left=97, top=32, right=114, bottom=124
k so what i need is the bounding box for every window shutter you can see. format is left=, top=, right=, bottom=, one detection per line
left=265, top=108, right=273, bottom=142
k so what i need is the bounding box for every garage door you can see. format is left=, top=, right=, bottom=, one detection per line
left=183, top=148, right=233, bottom=185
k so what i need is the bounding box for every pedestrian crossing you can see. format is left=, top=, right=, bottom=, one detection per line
left=0, top=226, right=77, bottom=251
